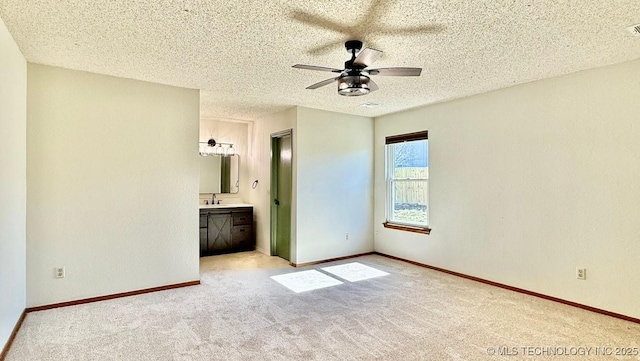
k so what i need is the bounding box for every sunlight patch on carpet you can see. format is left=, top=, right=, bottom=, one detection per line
left=271, top=270, right=343, bottom=293
left=321, top=262, right=389, bottom=282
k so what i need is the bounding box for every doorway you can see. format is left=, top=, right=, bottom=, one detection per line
left=270, top=130, right=292, bottom=261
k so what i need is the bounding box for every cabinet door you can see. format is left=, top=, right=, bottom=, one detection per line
left=200, top=228, right=208, bottom=255
left=199, top=214, right=208, bottom=255
left=207, top=213, right=232, bottom=252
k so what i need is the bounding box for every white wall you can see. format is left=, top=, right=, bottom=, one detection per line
left=27, top=64, right=200, bottom=307
left=0, top=17, right=26, bottom=350
left=247, top=107, right=297, bottom=257
left=296, top=107, right=374, bottom=264
left=375, top=58, right=640, bottom=319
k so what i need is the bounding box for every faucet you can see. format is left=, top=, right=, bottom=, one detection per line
left=211, top=193, right=216, bottom=205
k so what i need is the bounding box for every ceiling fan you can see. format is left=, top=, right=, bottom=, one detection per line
left=292, top=40, right=421, bottom=96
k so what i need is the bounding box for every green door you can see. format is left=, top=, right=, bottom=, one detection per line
left=220, top=156, right=231, bottom=193
left=272, top=133, right=292, bottom=261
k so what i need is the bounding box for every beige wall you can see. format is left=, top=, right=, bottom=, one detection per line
left=374, top=58, right=640, bottom=319
left=296, top=107, right=374, bottom=263
left=247, top=106, right=374, bottom=264
left=27, top=64, right=200, bottom=307
left=0, top=17, right=27, bottom=349
left=247, top=107, right=297, bottom=257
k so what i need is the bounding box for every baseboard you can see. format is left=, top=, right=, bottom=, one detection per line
left=375, top=252, right=640, bottom=325
left=290, top=252, right=375, bottom=268
left=26, top=280, right=200, bottom=313
left=0, top=309, right=26, bottom=361
left=255, top=246, right=269, bottom=256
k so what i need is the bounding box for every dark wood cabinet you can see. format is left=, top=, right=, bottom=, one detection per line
left=199, top=206, right=254, bottom=256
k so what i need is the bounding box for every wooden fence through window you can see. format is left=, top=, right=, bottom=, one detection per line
left=393, top=167, right=428, bottom=206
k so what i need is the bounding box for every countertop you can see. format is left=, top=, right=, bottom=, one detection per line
left=199, top=203, right=253, bottom=209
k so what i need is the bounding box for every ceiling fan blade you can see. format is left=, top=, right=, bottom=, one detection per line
left=381, top=24, right=444, bottom=35
left=293, top=64, right=343, bottom=73
left=365, top=0, right=394, bottom=22
left=393, top=24, right=445, bottom=35
left=290, top=10, right=351, bottom=35
left=353, top=48, right=383, bottom=68
left=368, top=67, right=422, bottom=76
left=307, top=39, right=346, bottom=55
left=306, top=77, right=340, bottom=89
left=369, top=79, right=379, bottom=92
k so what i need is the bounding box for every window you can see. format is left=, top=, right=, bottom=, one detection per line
left=384, top=131, right=430, bottom=234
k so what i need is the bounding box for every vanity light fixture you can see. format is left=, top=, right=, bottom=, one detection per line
left=199, top=138, right=237, bottom=156
left=226, top=144, right=235, bottom=156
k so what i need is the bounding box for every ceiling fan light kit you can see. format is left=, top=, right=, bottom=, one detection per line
left=293, top=40, right=422, bottom=97
left=338, top=75, right=371, bottom=96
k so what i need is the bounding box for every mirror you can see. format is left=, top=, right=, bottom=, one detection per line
left=199, top=155, right=239, bottom=194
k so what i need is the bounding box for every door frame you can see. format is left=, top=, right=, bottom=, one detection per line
left=270, top=129, right=293, bottom=259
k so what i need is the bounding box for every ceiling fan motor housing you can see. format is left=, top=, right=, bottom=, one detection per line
left=345, top=40, right=363, bottom=53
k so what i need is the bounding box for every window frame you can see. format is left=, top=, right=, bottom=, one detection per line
left=383, top=131, right=431, bottom=235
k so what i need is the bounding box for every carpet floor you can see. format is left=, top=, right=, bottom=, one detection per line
left=6, top=253, right=640, bottom=360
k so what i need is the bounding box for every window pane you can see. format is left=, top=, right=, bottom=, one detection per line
left=391, top=179, right=428, bottom=225
left=392, top=139, right=428, bottom=171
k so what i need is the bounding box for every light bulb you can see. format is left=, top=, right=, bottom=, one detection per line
left=226, top=144, right=235, bottom=156
left=215, top=144, right=224, bottom=155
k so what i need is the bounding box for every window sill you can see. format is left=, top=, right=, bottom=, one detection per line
left=383, top=222, right=431, bottom=235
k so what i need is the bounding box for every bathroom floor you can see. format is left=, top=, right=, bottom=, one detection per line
left=199, top=250, right=291, bottom=272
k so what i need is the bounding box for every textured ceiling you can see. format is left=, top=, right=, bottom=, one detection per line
left=2, top=0, right=640, bottom=120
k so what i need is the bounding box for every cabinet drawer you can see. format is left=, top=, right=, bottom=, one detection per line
left=232, top=225, right=253, bottom=250
left=232, top=225, right=252, bottom=241
left=233, top=212, right=252, bottom=226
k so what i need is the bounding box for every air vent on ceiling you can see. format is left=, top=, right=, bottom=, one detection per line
left=627, top=23, right=640, bottom=36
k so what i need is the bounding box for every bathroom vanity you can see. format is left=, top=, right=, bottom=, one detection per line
left=199, top=204, right=253, bottom=256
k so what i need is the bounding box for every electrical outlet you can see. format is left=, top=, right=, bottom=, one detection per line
left=576, top=267, right=586, bottom=280
left=345, top=233, right=349, bottom=240
left=55, top=267, right=65, bottom=279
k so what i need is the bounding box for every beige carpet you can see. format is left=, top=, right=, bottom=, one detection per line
left=321, top=262, right=389, bottom=282
left=271, top=270, right=344, bottom=293
left=6, top=253, right=640, bottom=360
